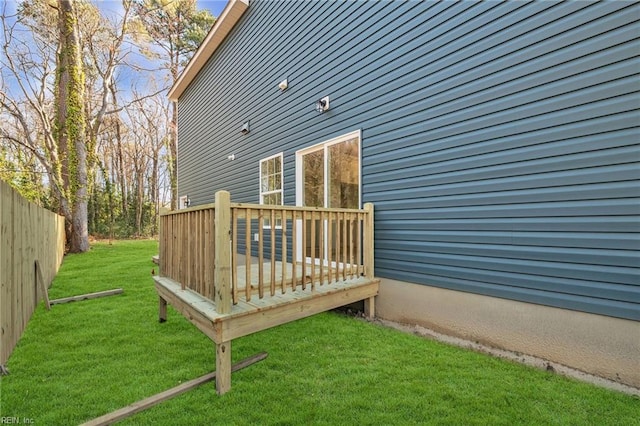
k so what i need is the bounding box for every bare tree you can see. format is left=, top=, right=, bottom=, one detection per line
left=131, top=0, right=214, bottom=209
left=0, top=2, right=60, bottom=204
left=1, top=0, right=213, bottom=240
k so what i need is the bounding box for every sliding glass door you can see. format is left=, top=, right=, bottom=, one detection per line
left=296, top=131, right=361, bottom=263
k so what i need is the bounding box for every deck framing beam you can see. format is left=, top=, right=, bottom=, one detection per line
left=219, top=281, right=379, bottom=342
left=155, top=277, right=379, bottom=344
left=156, top=276, right=379, bottom=394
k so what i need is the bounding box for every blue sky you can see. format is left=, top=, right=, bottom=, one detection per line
left=197, top=0, right=227, bottom=17
left=1, top=0, right=228, bottom=96
left=2, top=1, right=228, bottom=21
left=89, top=0, right=227, bottom=20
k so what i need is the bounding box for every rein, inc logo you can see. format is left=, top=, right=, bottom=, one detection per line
left=0, top=418, right=34, bottom=424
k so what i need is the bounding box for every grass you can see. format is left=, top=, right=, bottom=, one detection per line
left=1, top=240, right=638, bottom=425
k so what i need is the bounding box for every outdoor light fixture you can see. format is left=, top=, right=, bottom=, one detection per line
left=227, top=154, right=236, bottom=161
left=278, top=79, right=288, bottom=91
left=315, top=96, right=330, bottom=113
left=241, top=121, right=250, bottom=134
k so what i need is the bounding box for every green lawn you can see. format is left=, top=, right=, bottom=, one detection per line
left=1, top=240, right=638, bottom=425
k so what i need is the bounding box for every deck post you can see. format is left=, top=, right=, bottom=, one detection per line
left=158, top=215, right=164, bottom=277
left=214, top=190, right=232, bottom=314
left=363, top=203, right=375, bottom=279
left=364, top=296, right=375, bottom=319
left=159, top=296, right=167, bottom=323
left=363, top=203, right=375, bottom=319
left=215, top=340, right=232, bottom=394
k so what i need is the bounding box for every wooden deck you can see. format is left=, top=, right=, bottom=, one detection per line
left=155, top=264, right=379, bottom=344
left=155, top=191, right=377, bottom=394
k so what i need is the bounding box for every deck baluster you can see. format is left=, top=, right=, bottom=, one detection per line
left=258, top=209, right=264, bottom=299
left=270, top=209, right=276, bottom=296
left=245, top=208, right=252, bottom=302
left=154, top=195, right=379, bottom=395
left=291, top=211, right=297, bottom=291
left=281, top=210, right=287, bottom=294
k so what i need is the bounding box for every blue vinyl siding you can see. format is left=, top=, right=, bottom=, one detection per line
left=176, top=0, right=640, bottom=320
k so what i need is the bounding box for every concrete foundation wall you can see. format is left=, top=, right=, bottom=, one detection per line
left=377, top=278, right=640, bottom=389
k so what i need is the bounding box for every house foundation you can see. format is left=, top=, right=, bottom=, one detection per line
left=377, top=278, right=640, bottom=389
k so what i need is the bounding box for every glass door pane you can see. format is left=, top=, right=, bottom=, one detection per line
left=328, top=137, right=359, bottom=209
left=328, top=137, right=360, bottom=261
left=302, top=149, right=324, bottom=261
left=302, top=149, right=324, bottom=208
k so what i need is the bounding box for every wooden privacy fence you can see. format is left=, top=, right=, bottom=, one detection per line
left=0, top=180, right=65, bottom=366
left=159, top=191, right=374, bottom=314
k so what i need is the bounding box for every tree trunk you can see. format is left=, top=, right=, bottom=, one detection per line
left=169, top=100, right=178, bottom=210
left=110, top=81, right=128, bottom=216
left=136, top=172, right=144, bottom=236
left=151, top=143, right=159, bottom=235
left=56, top=0, right=89, bottom=253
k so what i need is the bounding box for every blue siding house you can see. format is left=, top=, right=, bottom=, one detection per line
left=169, top=0, right=640, bottom=388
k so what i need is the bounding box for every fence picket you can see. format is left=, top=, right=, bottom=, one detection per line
left=0, top=181, right=65, bottom=365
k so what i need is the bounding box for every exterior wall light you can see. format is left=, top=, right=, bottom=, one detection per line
left=241, top=121, right=250, bottom=134
left=179, top=195, right=190, bottom=209
left=279, top=79, right=288, bottom=91
left=315, top=96, right=330, bottom=113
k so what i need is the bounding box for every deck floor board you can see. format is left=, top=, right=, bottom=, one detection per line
left=155, top=275, right=377, bottom=321
left=154, top=262, right=379, bottom=344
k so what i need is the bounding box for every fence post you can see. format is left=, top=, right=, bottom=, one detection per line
left=363, top=203, right=375, bottom=279
left=214, top=191, right=232, bottom=314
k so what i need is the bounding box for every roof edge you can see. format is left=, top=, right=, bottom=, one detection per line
left=168, top=0, right=249, bottom=102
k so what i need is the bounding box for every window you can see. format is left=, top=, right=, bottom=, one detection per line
left=259, top=153, right=283, bottom=228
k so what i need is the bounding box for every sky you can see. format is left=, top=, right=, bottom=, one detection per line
left=1, top=1, right=228, bottom=20
left=89, top=0, right=228, bottom=21
left=197, top=0, right=227, bottom=17
left=0, top=0, right=229, bottom=99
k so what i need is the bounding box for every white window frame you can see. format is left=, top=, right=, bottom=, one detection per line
left=259, top=152, right=284, bottom=229
left=295, top=130, right=362, bottom=210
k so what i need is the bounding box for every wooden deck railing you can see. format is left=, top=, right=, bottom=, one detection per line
left=159, top=191, right=374, bottom=314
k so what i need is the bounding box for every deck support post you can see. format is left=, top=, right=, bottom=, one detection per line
left=363, top=203, right=375, bottom=280
left=364, top=296, right=375, bottom=319
left=214, top=190, right=232, bottom=394
left=159, top=296, right=167, bottom=323
left=215, top=340, right=232, bottom=394
left=363, top=203, right=376, bottom=319
left=215, top=191, right=232, bottom=314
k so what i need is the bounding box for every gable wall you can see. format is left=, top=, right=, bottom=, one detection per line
left=177, top=1, right=640, bottom=321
